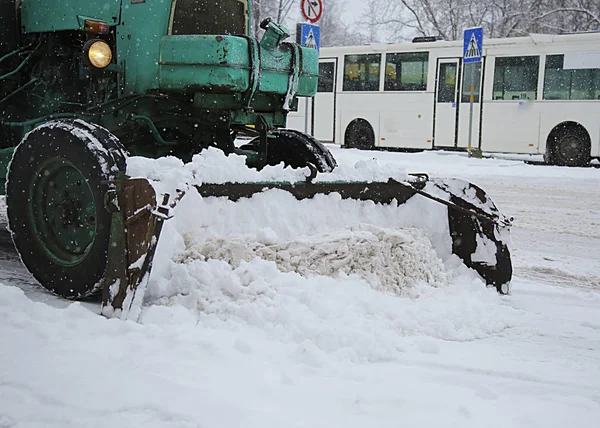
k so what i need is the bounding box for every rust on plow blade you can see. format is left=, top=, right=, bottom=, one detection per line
left=101, top=175, right=512, bottom=318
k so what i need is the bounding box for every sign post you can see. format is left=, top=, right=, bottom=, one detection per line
left=301, top=0, right=323, bottom=24
left=298, top=0, right=323, bottom=135
left=463, top=27, right=483, bottom=157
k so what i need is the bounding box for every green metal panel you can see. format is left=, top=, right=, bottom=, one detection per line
left=12, top=0, right=316, bottom=140
left=159, top=35, right=251, bottom=67
left=21, top=0, right=121, bottom=32
left=159, top=35, right=250, bottom=92
left=258, top=49, right=292, bottom=94
left=255, top=44, right=318, bottom=96
left=158, top=35, right=318, bottom=97
left=298, top=47, right=319, bottom=97
left=117, top=1, right=256, bottom=96
left=117, top=0, right=172, bottom=95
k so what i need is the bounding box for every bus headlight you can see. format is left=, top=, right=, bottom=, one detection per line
left=85, top=40, right=112, bottom=69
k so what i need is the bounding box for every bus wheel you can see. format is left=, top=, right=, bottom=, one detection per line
left=547, top=124, right=590, bottom=167
left=344, top=119, right=374, bottom=150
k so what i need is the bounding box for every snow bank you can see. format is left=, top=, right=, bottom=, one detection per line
left=143, top=254, right=514, bottom=364
left=4, top=281, right=594, bottom=428
left=5, top=147, right=598, bottom=428
left=127, top=150, right=454, bottom=288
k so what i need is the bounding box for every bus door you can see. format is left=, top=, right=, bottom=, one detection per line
left=433, top=59, right=460, bottom=148
left=456, top=60, right=483, bottom=149
left=312, top=58, right=337, bottom=143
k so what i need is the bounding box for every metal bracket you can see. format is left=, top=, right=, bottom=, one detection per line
left=255, top=114, right=270, bottom=168
left=304, top=163, right=318, bottom=183
left=102, top=178, right=169, bottom=320
left=242, top=37, right=261, bottom=109
left=282, top=42, right=300, bottom=111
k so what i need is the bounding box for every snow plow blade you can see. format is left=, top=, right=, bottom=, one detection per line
left=101, top=174, right=512, bottom=319
left=101, top=177, right=175, bottom=319
left=193, top=176, right=513, bottom=292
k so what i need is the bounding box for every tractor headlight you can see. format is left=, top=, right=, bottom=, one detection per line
left=85, top=40, right=112, bottom=69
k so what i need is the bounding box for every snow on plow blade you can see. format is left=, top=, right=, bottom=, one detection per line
left=101, top=174, right=512, bottom=318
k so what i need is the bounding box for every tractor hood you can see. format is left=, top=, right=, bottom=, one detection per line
left=21, top=0, right=122, bottom=33
left=158, top=34, right=318, bottom=98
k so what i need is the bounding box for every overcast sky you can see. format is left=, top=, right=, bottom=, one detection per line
left=336, top=0, right=367, bottom=24
left=290, top=0, right=370, bottom=41
left=346, top=0, right=366, bottom=19
left=339, top=0, right=365, bottom=21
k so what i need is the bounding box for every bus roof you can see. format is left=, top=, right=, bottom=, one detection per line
left=320, top=32, right=600, bottom=56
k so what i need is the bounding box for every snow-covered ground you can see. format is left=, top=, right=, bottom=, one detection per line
left=1, top=146, right=599, bottom=427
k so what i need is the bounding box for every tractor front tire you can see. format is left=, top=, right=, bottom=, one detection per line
left=6, top=120, right=127, bottom=299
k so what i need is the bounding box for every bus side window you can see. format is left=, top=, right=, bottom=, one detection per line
left=384, top=52, right=429, bottom=91
left=544, top=54, right=600, bottom=100
left=343, top=54, right=381, bottom=91
left=437, top=62, right=457, bottom=102
left=492, top=56, right=539, bottom=101
left=317, top=62, right=335, bottom=93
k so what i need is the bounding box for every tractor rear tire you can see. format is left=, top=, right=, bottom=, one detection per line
left=6, top=120, right=127, bottom=299
left=244, top=129, right=337, bottom=173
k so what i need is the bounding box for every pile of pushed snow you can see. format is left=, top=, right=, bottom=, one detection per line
left=128, top=146, right=458, bottom=295
left=145, top=182, right=456, bottom=302
left=176, top=225, right=449, bottom=295
left=125, top=147, right=516, bottom=362
left=126, top=147, right=409, bottom=199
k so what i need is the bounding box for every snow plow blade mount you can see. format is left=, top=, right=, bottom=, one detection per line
left=102, top=177, right=173, bottom=320
left=102, top=175, right=512, bottom=319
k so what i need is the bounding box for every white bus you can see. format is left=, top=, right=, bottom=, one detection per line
left=290, top=32, right=600, bottom=166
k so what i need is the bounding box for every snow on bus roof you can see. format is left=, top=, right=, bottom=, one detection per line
left=320, top=31, right=600, bottom=54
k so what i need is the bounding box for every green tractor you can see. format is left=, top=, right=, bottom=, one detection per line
left=0, top=0, right=512, bottom=317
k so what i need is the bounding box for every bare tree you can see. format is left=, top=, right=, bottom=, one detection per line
left=364, top=0, right=490, bottom=41
left=251, top=0, right=297, bottom=37
left=251, top=0, right=370, bottom=47
left=275, top=0, right=296, bottom=23
left=536, top=0, right=600, bottom=33
left=319, top=0, right=371, bottom=46
left=364, top=0, right=600, bottom=41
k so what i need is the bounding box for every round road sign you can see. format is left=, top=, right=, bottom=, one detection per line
left=301, top=0, right=323, bottom=24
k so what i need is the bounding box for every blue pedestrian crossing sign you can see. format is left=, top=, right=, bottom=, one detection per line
left=463, top=27, right=483, bottom=63
left=297, top=23, right=320, bottom=53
